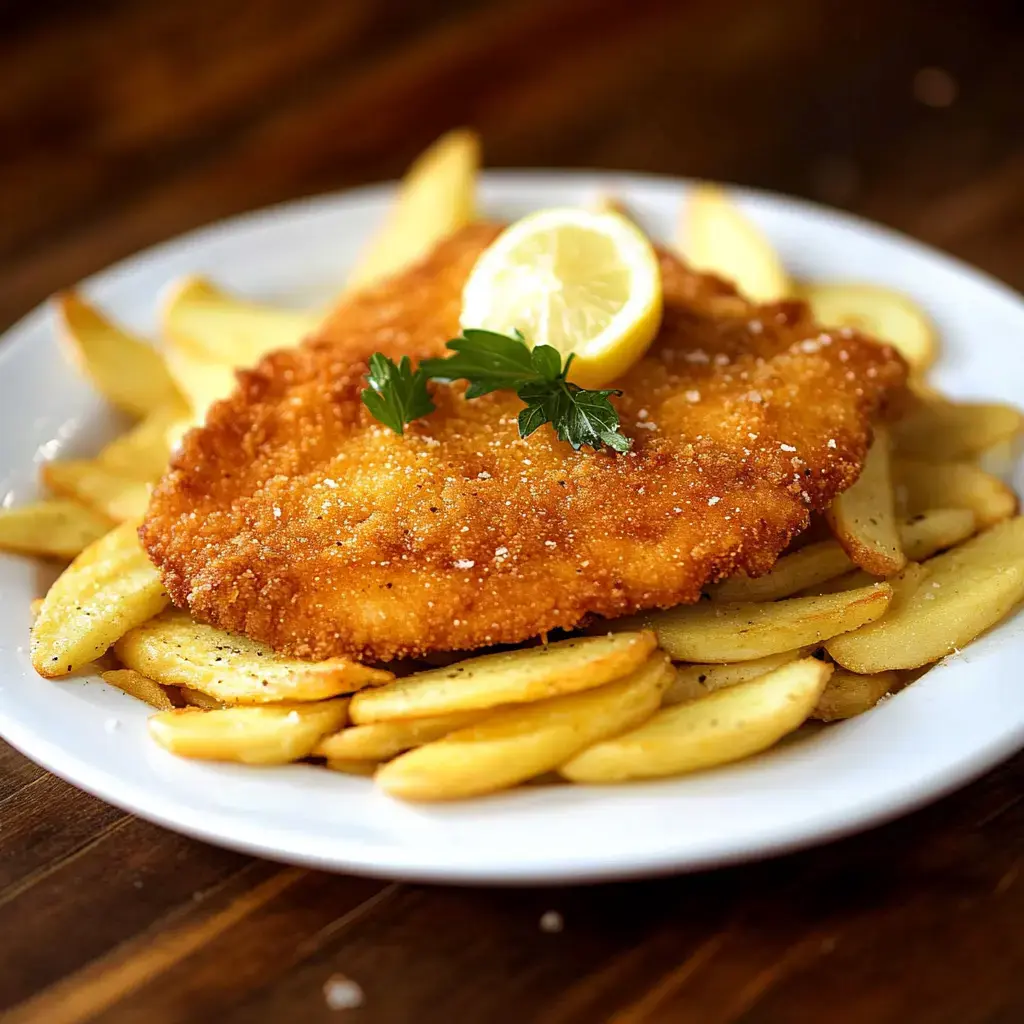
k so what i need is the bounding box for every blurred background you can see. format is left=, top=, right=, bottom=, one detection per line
left=1, top=0, right=1021, bottom=331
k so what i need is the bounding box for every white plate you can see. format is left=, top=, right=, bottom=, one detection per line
left=2, top=173, right=1023, bottom=885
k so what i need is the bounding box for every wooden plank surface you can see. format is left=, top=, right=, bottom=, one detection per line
left=1, top=0, right=1023, bottom=1020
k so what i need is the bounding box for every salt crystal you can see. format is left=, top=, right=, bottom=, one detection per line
left=828, top=439, right=837, bottom=449
left=272, top=506, right=282, bottom=518
left=780, top=444, right=797, bottom=452
left=540, top=910, right=564, bottom=933
left=323, top=975, right=364, bottom=1011
left=708, top=496, right=721, bottom=506
left=684, top=390, right=701, bottom=403
left=453, top=559, right=475, bottom=569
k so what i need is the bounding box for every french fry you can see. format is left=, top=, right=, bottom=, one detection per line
left=713, top=509, right=976, bottom=603
left=683, top=184, right=791, bottom=303
left=811, top=668, right=898, bottom=722
left=709, top=541, right=854, bottom=603
left=101, top=668, right=177, bottom=711
left=561, top=657, right=832, bottom=783
left=162, top=276, right=322, bottom=368
left=164, top=339, right=239, bottom=424
left=899, top=508, right=977, bottom=560
left=618, top=584, right=891, bottom=663
left=58, top=291, right=182, bottom=417
left=376, top=653, right=672, bottom=801
left=325, top=759, right=380, bottom=777
left=31, top=521, right=170, bottom=677
left=895, top=460, right=1017, bottom=529
left=798, top=282, right=938, bottom=371
left=345, top=128, right=480, bottom=292
left=177, top=687, right=224, bottom=710
left=349, top=631, right=657, bottom=725
left=115, top=609, right=391, bottom=704
left=42, top=460, right=152, bottom=523
left=826, top=520, right=1024, bottom=672
left=314, top=709, right=487, bottom=762
left=149, top=701, right=347, bottom=765
left=0, top=500, right=112, bottom=560
left=97, top=404, right=188, bottom=481
left=892, top=400, right=1023, bottom=462
left=826, top=428, right=905, bottom=576
left=664, top=649, right=805, bottom=705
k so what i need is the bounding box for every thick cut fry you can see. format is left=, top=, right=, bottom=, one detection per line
left=177, top=687, right=224, bottom=710
left=895, top=460, right=1017, bottom=529
left=0, top=500, right=112, bottom=560
left=709, top=541, right=854, bottom=603
left=98, top=405, right=188, bottom=481
left=826, top=520, right=1024, bottom=672
left=115, top=609, right=391, bottom=704
left=798, top=282, right=937, bottom=371
left=665, top=649, right=805, bottom=705
left=101, top=669, right=176, bottom=710
left=713, top=509, right=976, bottom=603
left=42, top=460, right=151, bottom=523
left=346, top=128, right=480, bottom=292
left=325, top=759, right=380, bottom=777
left=376, top=653, right=672, bottom=801
left=683, top=184, right=791, bottom=302
left=31, top=521, right=169, bottom=677
left=58, top=291, right=182, bottom=417
left=162, top=277, right=322, bottom=368
left=811, top=668, right=898, bottom=721
left=349, top=631, right=657, bottom=724
left=149, top=701, right=347, bottom=765
left=164, top=340, right=239, bottom=424
left=314, top=709, right=487, bottom=762
left=826, top=428, right=905, bottom=576
left=619, top=585, right=891, bottom=663
left=892, top=400, right=1023, bottom=462
left=899, top=508, right=977, bottom=560
left=562, top=657, right=832, bottom=783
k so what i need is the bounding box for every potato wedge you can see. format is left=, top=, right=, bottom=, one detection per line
left=177, top=687, right=224, bottom=711
left=665, top=649, right=805, bottom=706
left=892, top=400, right=1023, bottom=462
left=345, top=128, right=480, bottom=292
left=162, top=276, right=322, bottom=368
left=349, top=631, right=657, bottom=724
left=97, top=404, right=188, bottom=481
left=826, top=428, right=905, bottom=576
left=683, top=184, right=790, bottom=302
left=101, top=668, right=176, bottom=711
left=709, top=541, right=854, bottom=603
left=798, top=282, right=937, bottom=371
left=376, top=653, right=672, bottom=801
left=42, top=460, right=152, bottom=523
left=58, top=291, right=182, bottom=417
left=562, top=657, right=832, bottom=783
left=895, top=460, right=1017, bottom=529
left=31, top=521, right=169, bottom=677
left=325, top=759, right=380, bottom=777
left=115, top=609, right=391, bottom=704
left=149, top=701, right=347, bottom=765
left=619, top=584, right=891, bottom=663
left=164, top=339, right=239, bottom=424
left=827, top=521, right=1024, bottom=672
left=314, top=709, right=487, bottom=762
left=811, top=668, right=898, bottom=722
left=899, top=508, right=977, bottom=560
left=0, top=500, right=112, bottom=560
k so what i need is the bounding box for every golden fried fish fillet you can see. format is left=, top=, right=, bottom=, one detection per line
left=142, top=224, right=907, bottom=661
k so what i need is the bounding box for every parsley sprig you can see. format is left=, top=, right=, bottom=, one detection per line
left=361, top=330, right=631, bottom=453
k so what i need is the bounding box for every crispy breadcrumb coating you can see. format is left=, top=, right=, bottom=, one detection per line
left=141, top=224, right=906, bottom=660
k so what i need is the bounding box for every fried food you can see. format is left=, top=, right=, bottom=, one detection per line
left=142, top=224, right=907, bottom=661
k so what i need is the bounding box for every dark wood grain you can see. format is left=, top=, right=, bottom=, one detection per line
left=1, top=0, right=1023, bottom=1021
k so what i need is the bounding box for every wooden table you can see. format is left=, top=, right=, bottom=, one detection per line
left=2, top=1, right=1023, bottom=1020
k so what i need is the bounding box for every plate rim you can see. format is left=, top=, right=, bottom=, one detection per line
left=2, top=169, right=1022, bottom=885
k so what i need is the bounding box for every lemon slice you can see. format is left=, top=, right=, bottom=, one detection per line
left=460, top=207, right=663, bottom=389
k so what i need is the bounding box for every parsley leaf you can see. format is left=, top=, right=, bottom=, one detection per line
left=427, top=330, right=632, bottom=452
left=360, top=353, right=434, bottom=435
